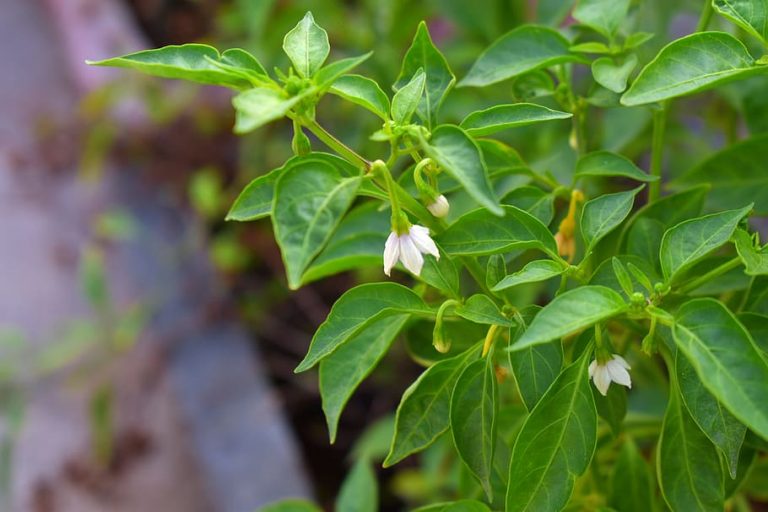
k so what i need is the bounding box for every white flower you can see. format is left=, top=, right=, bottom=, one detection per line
left=588, top=354, right=631, bottom=396
left=383, top=225, right=440, bottom=276
left=427, top=195, right=450, bottom=218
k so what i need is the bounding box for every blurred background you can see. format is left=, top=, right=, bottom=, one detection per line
left=1, top=0, right=765, bottom=511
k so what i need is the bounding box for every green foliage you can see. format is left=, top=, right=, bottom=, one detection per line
left=94, top=5, right=768, bottom=511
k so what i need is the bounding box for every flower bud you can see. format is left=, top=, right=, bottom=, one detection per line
left=427, top=194, right=450, bottom=218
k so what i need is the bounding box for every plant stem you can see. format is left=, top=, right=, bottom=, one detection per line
left=677, top=257, right=742, bottom=294
left=299, top=117, right=371, bottom=170
left=696, top=0, right=714, bottom=32
left=648, top=104, right=667, bottom=202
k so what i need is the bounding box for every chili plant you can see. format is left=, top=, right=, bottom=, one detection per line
left=89, top=1, right=768, bottom=510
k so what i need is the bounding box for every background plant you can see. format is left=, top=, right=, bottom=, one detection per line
left=90, top=0, right=768, bottom=510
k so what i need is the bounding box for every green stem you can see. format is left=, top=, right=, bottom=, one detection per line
left=298, top=117, right=371, bottom=170
left=696, top=0, right=714, bottom=32
left=677, top=257, right=742, bottom=294
left=648, top=104, right=668, bottom=202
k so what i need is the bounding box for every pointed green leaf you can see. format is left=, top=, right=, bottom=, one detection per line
left=674, top=134, right=768, bottom=214
left=460, top=26, right=579, bottom=88
left=259, top=499, right=322, bottom=512
left=459, top=103, right=571, bottom=136
left=336, top=458, right=378, bottom=512
left=395, top=21, right=456, bottom=127
left=676, top=351, right=746, bottom=479
left=594, top=384, right=627, bottom=437
left=296, top=283, right=432, bottom=372
left=734, top=229, right=768, bottom=275
left=206, top=48, right=269, bottom=83
left=506, top=351, right=597, bottom=512
left=413, top=500, right=491, bottom=512
left=658, top=382, right=724, bottom=511
left=314, top=52, right=373, bottom=88
left=385, top=347, right=478, bottom=466
left=320, top=314, right=409, bottom=442
left=592, top=54, right=638, bottom=93
left=450, top=357, right=497, bottom=498
left=422, top=125, right=503, bottom=215
left=392, top=69, right=426, bottom=124
left=575, top=151, right=656, bottom=182
left=508, top=319, right=563, bottom=411
left=502, top=186, right=555, bottom=226
left=282, top=12, right=330, bottom=77
left=513, top=286, right=627, bottom=350
left=492, top=260, right=564, bottom=291
left=329, top=75, right=390, bottom=120
left=609, top=438, right=655, bottom=512
left=626, top=218, right=665, bottom=268
left=573, top=0, right=630, bottom=38
left=581, top=186, right=643, bottom=252
left=455, top=295, right=514, bottom=326
left=226, top=169, right=280, bottom=221
left=660, top=205, right=752, bottom=282
left=272, top=161, right=361, bottom=289
left=87, top=44, right=262, bottom=89
left=673, top=298, right=768, bottom=440
left=714, top=0, right=768, bottom=44
left=437, top=205, right=557, bottom=258
left=621, top=32, right=763, bottom=106
left=232, top=88, right=302, bottom=133
left=419, top=246, right=461, bottom=299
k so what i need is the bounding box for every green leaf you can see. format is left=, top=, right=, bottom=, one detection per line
left=581, top=186, right=643, bottom=252
left=320, top=314, right=409, bottom=442
left=506, top=350, right=597, bottom=512
left=592, top=54, right=638, bottom=93
left=714, top=0, right=768, bottom=44
left=612, top=257, right=635, bottom=297
left=413, top=500, right=491, bottom=512
left=296, top=283, right=432, bottom=372
left=627, top=185, right=709, bottom=232
left=419, top=246, right=461, bottom=299
left=422, top=125, right=503, bottom=215
left=621, top=32, right=763, bottom=106
left=392, top=69, right=426, bottom=124
left=335, top=458, right=378, bottom=512
left=282, top=12, right=330, bottom=77
left=486, top=255, right=507, bottom=293
left=674, top=134, right=768, bottom=214
left=272, top=160, right=361, bottom=289
left=302, top=202, right=389, bottom=284
left=609, top=438, right=655, bottom=512
left=658, top=381, right=724, bottom=512
left=676, top=351, right=746, bottom=479
left=659, top=205, right=752, bottom=282
left=232, top=88, right=302, bottom=133
left=673, top=298, right=768, bottom=440
left=450, top=357, right=497, bottom=498
left=573, top=0, right=630, bottom=38
left=455, top=295, right=514, bottom=327
left=575, top=151, right=656, bottom=182
left=738, top=312, right=768, bottom=353
left=512, top=286, right=627, bottom=350
left=590, top=255, right=660, bottom=295
left=86, top=44, right=262, bottom=89
left=437, top=206, right=557, bottom=257
left=259, top=500, right=322, bottom=512
left=459, top=103, right=572, bottom=136
left=226, top=169, right=280, bottom=221
left=734, top=229, right=768, bottom=275
left=385, top=347, right=478, bottom=466
left=314, top=52, right=373, bottom=88
left=492, top=260, right=564, bottom=291
left=595, top=383, right=628, bottom=437
left=626, top=218, right=665, bottom=268
left=329, top=75, right=390, bottom=120
left=460, top=25, right=579, bottom=88
left=502, top=187, right=555, bottom=225
left=508, top=321, right=563, bottom=411
left=394, top=21, right=456, bottom=127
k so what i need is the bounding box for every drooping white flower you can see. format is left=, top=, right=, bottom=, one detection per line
left=426, top=195, right=450, bottom=218
left=383, top=224, right=440, bottom=276
left=588, top=354, right=631, bottom=396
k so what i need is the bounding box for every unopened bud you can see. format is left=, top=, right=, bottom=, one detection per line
left=427, top=194, right=450, bottom=218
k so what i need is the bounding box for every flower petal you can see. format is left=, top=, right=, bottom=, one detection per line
left=383, top=231, right=400, bottom=276
left=612, top=354, right=631, bottom=370
left=592, top=366, right=611, bottom=396
left=588, top=360, right=597, bottom=378
left=409, top=225, right=440, bottom=259
left=399, top=234, right=424, bottom=275
left=607, top=360, right=632, bottom=388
